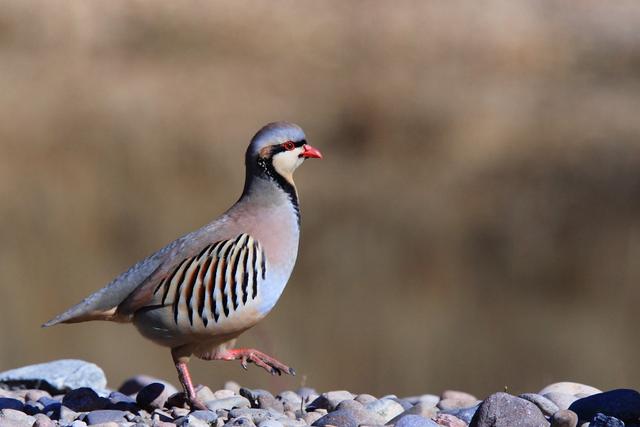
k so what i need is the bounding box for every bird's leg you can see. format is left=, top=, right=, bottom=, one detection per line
left=171, top=349, right=207, bottom=410
left=203, top=348, right=296, bottom=376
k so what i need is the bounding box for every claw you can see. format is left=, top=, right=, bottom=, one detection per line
left=289, top=367, right=296, bottom=376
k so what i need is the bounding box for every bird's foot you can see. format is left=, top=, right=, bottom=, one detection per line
left=215, top=348, right=296, bottom=376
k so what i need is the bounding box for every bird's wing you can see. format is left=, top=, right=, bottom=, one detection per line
left=42, top=222, right=229, bottom=327
left=126, top=233, right=267, bottom=328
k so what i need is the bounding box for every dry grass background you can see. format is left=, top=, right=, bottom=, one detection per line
left=1, top=1, right=640, bottom=398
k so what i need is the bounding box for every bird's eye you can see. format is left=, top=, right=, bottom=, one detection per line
left=283, top=141, right=295, bottom=151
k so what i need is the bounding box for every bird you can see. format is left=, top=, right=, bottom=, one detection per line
left=43, top=122, right=322, bottom=409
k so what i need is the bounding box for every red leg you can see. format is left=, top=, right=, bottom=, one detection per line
left=172, top=349, right=207, bottom=410
left=204, top=348, right=295, bottom=376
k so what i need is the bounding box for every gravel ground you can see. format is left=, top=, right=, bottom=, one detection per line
left=0, top=360, right=638, bottom=427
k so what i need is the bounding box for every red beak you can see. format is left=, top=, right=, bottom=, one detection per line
left=302, top=144, right=323, bottom=159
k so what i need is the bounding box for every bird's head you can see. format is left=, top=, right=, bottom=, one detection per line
left=246, top=122, right=322, bottom=185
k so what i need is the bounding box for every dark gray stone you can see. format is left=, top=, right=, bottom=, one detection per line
left=590, top=413, right=625, bottom=427
left=441, top=404, right=480, bottom=424
left=136, top=382, right=170, bottom=409
left=24, top=401, right=44, bottom=415
left=107, top=391, right=138, bottom=411
left=119, top=375, right=178, bottom=396
left=569, top=389, right=640, bottom=422
left=240, top=388, right=274, bottom=408
left=85, top=409, right=128, bottom=425
left=307, top=391, right=354, bottom=412
left=469, top=393, right=549, bottom=427
left=0, top=398, right=24, bottom=411
left=395, top=414, right=440, bottom=427
left=62, top=387, right=108, bottom=412
left=0, top=360, right=107, bottom=394
left=550, top=409, right=578, bottom=427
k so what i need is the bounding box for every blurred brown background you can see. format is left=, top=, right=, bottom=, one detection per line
left=1, top=1, right=640, bottom=398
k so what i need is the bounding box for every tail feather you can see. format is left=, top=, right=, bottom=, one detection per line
left=42, top=305, right=118, bottom=327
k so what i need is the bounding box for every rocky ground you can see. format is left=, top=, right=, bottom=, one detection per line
left=0, top=360, right=638, bottom=427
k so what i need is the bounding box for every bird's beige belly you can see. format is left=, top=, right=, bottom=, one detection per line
left=133, top=304, right=264, bottom=349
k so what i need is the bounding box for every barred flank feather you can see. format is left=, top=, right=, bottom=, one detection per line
left=153, top=234, right=266, bottom=328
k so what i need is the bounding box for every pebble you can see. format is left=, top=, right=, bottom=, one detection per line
left=84, top=409, right=128, bottom=424
left=550, top=409, right=578, bottom=427
left=107, top=391, right=138, bottom=411
left=0, top=360, right=632, bottom=427
left=469, top=393, right=548, bottom=427
left=33, top=413, right=56, bottom=427
left=395, top=414, right=440, bottom=427
left=433, top=413, right=467, bottom=427
left=0, top=360, right=107, bottom=395
left=258, top=395, right=284, bottom=412
left=224, top=381, right=241, bottom=394
left=190, top=410, right=218, bottom=423
left=441, top=391, right=477, bottom=404
left=277, top=391, right=302, bottom=412
left=364, top=398, right=406, bottom=422
left=309, top=390, right=355, bottom=411
left=312, top=409, right=369, bottom=427
left=240, top=388, right=274, bottom=407
left=438, top=398, right=479, bottom=411
left=440, top=404, right=479, bottom=424
left=62, top=387, right=108, bottom=412
left=539, top=383, right=602, bottom=398
left=568, top=389, right=640, bottom=423
left=205, top=396, right=251, bottom=411
left=224, top=416, right=257, bottom=427
left=354, top=394, right=377, bottom=405
left=589, top=413, right=624, bottom=427
left=391, top=402, right=439, bottom=422
left=302, top=411, right=324, bottom=425
left=175, top=414, right=211, bottom=427
left=136, top=383, right=171, bottom=409
left=519, top=393, right=560, bottom=417
left=195, top=385, right=216, bottom=403
left=59, top=405, right=79, bottom=423
left=229, top=408, right=273, bottom=424
left=118, top=375, right=178, bottom=396
left=25, top=390, right=51, bottom=402
left=0, top=398, right=24, bottom=411
left=215, top=389, right=238, bottom=400
left=544, top=392, right=578, bottom=410
left=23, top=401, right=43, bottom=415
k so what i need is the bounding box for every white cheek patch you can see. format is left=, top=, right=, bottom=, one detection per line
left=272, top=148, right=305, bottom=178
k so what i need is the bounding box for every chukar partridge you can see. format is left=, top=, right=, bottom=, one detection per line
left=44, top=122, right=322, bottom=408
